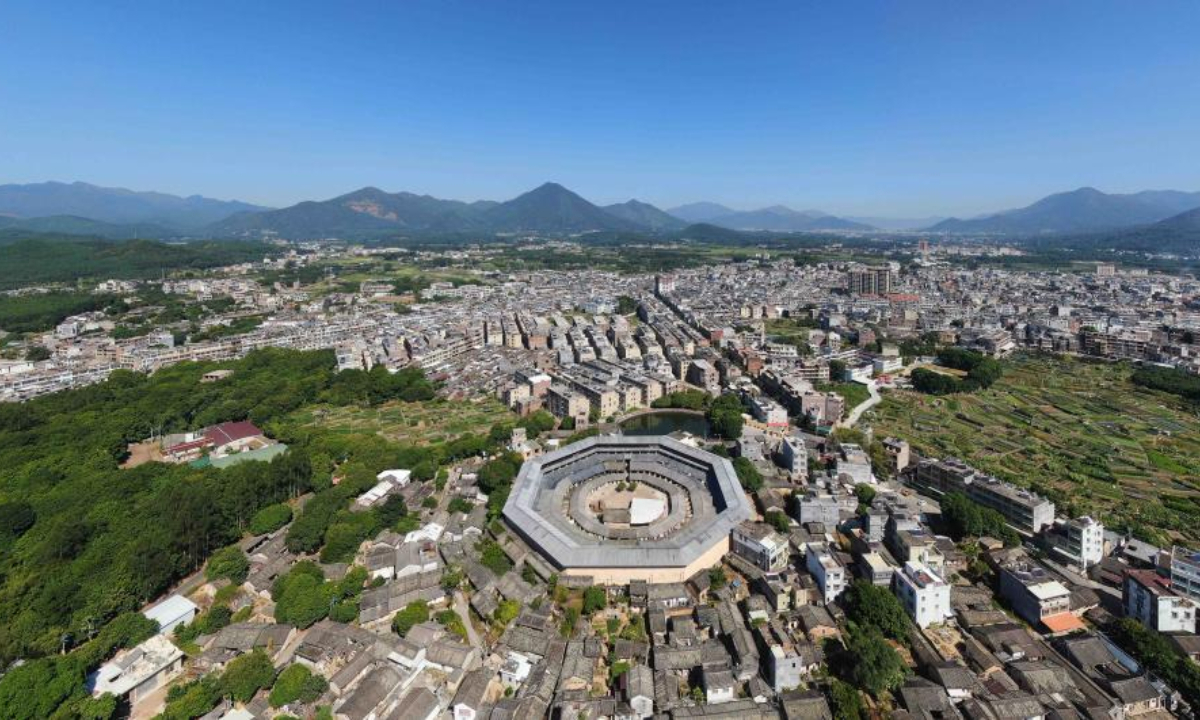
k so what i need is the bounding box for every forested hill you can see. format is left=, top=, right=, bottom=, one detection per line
left=0, top=232, right=277, bottom=290
left=0, top=350, right=432, bottom=663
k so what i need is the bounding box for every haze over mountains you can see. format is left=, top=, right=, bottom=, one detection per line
left=928, top=187, right=1200, bottom=234
left=0, top=181, right=268, bottom=233
left=1, top=180, right=1199, bottom=242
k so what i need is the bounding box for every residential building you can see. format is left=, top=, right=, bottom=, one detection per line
left=805, top=544, right=846, bottom=604
left=998, top=558, right=1080, bottom=633
left=912, top=457, right=1055, bottom=533
left=89, top=634, right=184, bottom=705
left=1123, top=569, right=1197, bottom=634
left=778, top=436, right=807, bottom=481
left=731, top=523, right=790, bottom=574
left=1171, top=546, right=1200, bottom=602
left=893, top=561, right=953, bottom=628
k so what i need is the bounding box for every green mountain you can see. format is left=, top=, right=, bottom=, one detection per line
left=210, top=187, right=493, bottom=238
left=0, top=214, right=174, bottom=239
left=480, top=183, right=643, bottom=233
left=0, top=232, right=276, bottom=289
left=209, top=182, right=646, bottom=238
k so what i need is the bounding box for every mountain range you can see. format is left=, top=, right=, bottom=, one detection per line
left=928, top=187, right=1200, bottom=235
left=0, top=181, right=268, bottom=231
left=666, top=202, right=873, bottom=232
left=3, top=180, right=1200, bottom=242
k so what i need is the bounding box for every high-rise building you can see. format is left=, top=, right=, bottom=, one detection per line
left=847, top=267, right=895, bottom=296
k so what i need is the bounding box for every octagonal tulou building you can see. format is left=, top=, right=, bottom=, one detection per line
left=502, top=435, right=754, bottom=584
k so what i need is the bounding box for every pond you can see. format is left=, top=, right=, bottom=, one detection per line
left=619, top=410, right=710, bottom=437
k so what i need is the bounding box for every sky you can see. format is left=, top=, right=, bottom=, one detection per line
left=1, top=1, right=1199, bottom=218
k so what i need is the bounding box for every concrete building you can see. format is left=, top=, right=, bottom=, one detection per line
left=142, top=594, right=198, bottom=635
left=545, top=384, right=590, bottom=426
left=1124, top=569, right=1197, bottom=634
left=893, top=561, right=953, bottom=628
left=805, top=544, right=847, bottom=604
left=912, top=457, right=1054, bottom=534
left=847, top=267, right=895, bottom=296
left=1044, top=516, right=1105, bottom=570
left=998, top=558, right=1079, bottom=633
left=1170, top=546, right=1200, bottom=603
left=795, top=491, right=841, bottom=528
left=778, top=436, right=808, bottom=481
left=881, top=437, right=910, bottom=474
left=686, top=359, right=719, bottom=392
left=89, top=634, right=184, bottom=705
left=749, top=395, right=788, bottom=427
left=836, top=444, right=874, bottom=485
left=731, top=522, right=790, bottom=574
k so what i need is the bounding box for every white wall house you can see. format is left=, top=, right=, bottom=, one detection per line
left=893, top=561, right=953, bottom=628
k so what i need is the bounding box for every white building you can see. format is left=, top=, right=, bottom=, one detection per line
left=1046, top=516, right=1105, bottom=570
left=749, top=395, right=789, bottom=427
left=805, top=544, right=847, bottom=604
left=142, top=594, right=198, bottom=635
left=89, top=634, right=184, bottom=705
left=836, top=444, right=874, bottom=485
left=893, top=561, right=953, bottom=628
left=778, top=435, right=808, bottom=481
left=872, top=356, right=904, bottom=375
left=730, top=522, right=790, bottom=573
left=377, top=469, right=413, bottom=487
left=1124, top=569, right=1197, bottom=634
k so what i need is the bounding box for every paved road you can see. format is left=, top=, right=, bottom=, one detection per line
left=841, top=380, right=881, bottom=428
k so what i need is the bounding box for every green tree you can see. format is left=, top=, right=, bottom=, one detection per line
left=764, top=510, right=790, bottom=534
left=842, top=580, right=910, bottom=642
left=392, top=600, right=430, bottom=637
left=268, top=663, right=329, bottom=708
left=24, top=345, right=51, bottom=362
left=220, top=649, right=276, bottom=703
left=843, top=629, right=907, bottom=698
left=205, top=545, right=249, bottom=585
left=828, top=679, right=866, bottom=720
left=494, top=600, right=521, bottom=627
left=249, top=503, right=293, bottom=535
left=732, top=457, right=763, bottom=493
left=582, top=586, right=607, bottom=615
left=707, top=394, right=745, bottom=439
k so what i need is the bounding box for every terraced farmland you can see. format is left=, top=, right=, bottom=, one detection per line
left=282, top=395, right=515, bottom=446
left=867, top=353, right=1200, bottom=544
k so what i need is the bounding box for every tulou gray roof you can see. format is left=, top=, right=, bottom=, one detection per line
left=502, top=435, right=753, bottom=572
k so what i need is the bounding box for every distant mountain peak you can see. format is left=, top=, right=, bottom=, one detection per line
left=0, top=181, right=268, bottom=231
left=927, top=186, right=1200, bottom=235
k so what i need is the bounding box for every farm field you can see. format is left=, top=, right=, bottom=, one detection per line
left=283, top=395, right=514, bottom=446
left=866, top=353, right=1200, bottom=544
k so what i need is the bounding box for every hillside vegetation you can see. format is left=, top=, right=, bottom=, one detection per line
left=0, top=233, right=276, bottom=290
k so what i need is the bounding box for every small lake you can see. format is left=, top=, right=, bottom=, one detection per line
left=619, top=411, right=710, bottom=437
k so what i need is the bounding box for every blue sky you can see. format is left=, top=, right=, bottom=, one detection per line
left=1, top=1, right=1198, bottom=217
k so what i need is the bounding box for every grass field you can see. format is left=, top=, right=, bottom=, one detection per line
left=285, top=395, right=514, bottom=446
left=866, top=353, right=1200, bottom=544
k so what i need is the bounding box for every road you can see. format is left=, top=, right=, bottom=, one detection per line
left=841, top=380, right=881, bottom=428
left=453, top=590, right=483, bottom=649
